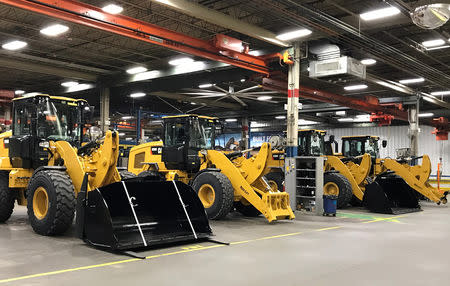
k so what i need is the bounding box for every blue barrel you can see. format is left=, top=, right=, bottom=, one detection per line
left=323, top=195, right=337, bottom=216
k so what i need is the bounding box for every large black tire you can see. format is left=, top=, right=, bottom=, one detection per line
left=235, top=201, right=261, bottom=217
left=137, top=170, right=164, bottom=181
left=265, top=172, right=284, bottom=192
left=119, top=170, right=137, bottom=180
left=0, top=171, right=15, bottom=223
left=191, top=172, right=234, bottom=220
left=27, top=170, right=76, bottom=235
left=324, top=172, right=352, bottom=209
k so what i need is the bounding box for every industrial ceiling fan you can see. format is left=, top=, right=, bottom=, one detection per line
left=180, top=84, right=281, bottom=112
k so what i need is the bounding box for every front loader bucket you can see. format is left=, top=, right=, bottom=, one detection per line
left=77, top=177, right=212, bottom=250
left=362, top=175, right=421, bottom=214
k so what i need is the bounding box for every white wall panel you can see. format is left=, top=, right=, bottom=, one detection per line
left=328, top=125, right=449, bottom=176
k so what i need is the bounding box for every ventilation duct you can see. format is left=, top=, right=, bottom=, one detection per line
left=309, top=56, right=366, bottom=80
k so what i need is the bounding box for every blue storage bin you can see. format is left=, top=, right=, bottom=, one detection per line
left=323, top=195, right=337, bottom=216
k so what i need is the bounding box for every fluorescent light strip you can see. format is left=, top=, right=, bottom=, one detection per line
left=344, top=84, right=368, bottom=91
left=276, top=29, right=312, bottom=41
left=126, top=66, right=147, bottom=74
left=199, top=83, right=213, bottom=88
left=2, top=40, right=27, bottom=50
left=422, top=39, right=445, bottom=47
left=430, top=91, right=450, bottom=96
left=169, top=57, right=194, bottom=66
left=257, top=96, right=272, bottom=101
left=360, top=7, right=400, bottom=21
left=361, top=58, right=376, bottom=65
left=102, top=4, right=123, bottom=14
left=399, top=77, right=424, bottom=84
left=426, top=45, right=450, bottom=51
left=61, top=81, right=79, bottom=87
left=225, top=118, right=237, bottom=122
left=419, top=113, right=434, bottom=118
left=130, top=92, right=146, bottom=98
left=40, top=24, right=69, bottom=36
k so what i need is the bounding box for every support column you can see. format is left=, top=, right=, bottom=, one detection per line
left=408, top=96, right=420, bottom=157
left=241, top=117, right=249, bottom=150
left=100, top=87, right=110, bottom=132
left=286, top=42, right=300, bottom=157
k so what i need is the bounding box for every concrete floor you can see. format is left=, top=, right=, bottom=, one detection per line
left=0, top=202, right=449, bottom=285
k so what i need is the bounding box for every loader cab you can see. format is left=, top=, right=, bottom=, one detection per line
left=161, top=114, right=219, bottom=172
left=297, top=129, right=327, bottom=156
left=8, top=94, right=90, bottom=169
left=341, top=136, right=380, bottom=158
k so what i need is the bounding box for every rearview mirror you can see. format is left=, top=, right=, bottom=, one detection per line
left=329, top=135, right=335, bottom=143
left=382, top=140, right=387, bottom=148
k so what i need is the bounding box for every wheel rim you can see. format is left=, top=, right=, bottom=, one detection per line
left=324, top=182, right=339, bottom=196
left=33, top=187, right=49, bottom=220
left=198, top=184, right=215, bottom=208
left=267, top=180, right=278, bottom=191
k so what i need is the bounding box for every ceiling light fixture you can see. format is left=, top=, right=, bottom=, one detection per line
left=419, top=113, right=434, bottom=118
left=2, top=40, right=27, bottom=51
left=360, top=7, right=401, bottom=21
left=132, top=70, right=160, bottom=81
left=240, top=78, right=246, bottom=82
left=122, top=116, right=133, bottom=120
left=102, top=4, right=123, bottom=14
left=338, top=118, right=354, bottom=122
left=199, top=83, right=213, bottom=88
left=298, top=119, right=317, bottom=125
left=276, top=29, right=312, bottom=41
left=257, top=96, right=272, bottom=101
left=66, top=84, right=93, bottom=93
left=225, top=118, right=237, bottom=122
left=126, top=66, right=147, bottom=74
left=40, top=24, right=69, bottom=36
left=344, top=84, right=368, bottom=91
left=399, top=77, right=425, bottom=84
left=130, top=92, right=146, bottom=98
left=335, top=111, right=346, bottom=116
left=169, top=57, right=194, bottom=66
left=430, top=90, right=450, bottom=96
left=15, top=90, right=25, bottom=95
left=426, top=45, right=450, bottom=51
left=275, top=115, right=286, bottom=120
left=61, top=81, right=79, bottom=87
left=361, top=58, right=376, bottom=65
left=422, top=39, right=445, bottom=47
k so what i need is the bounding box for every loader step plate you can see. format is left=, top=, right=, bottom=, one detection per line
left=363, top=176, right=421, bottom=215
left=77, top=178, right=212, bottom=250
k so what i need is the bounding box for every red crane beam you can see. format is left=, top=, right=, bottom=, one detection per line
left=262, top=77, right=409, bottom=121
left=1, top=0, right=270, bottom=74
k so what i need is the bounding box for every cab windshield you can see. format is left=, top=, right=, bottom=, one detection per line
left=190, top=118, right=215, bottom=149
left=37, top=99, right=82, bottom=144
left=364, top=138, right=379, bottom=158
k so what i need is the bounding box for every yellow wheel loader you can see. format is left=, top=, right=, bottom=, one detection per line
left=341, top=136, right=447, bottom=213
left=0, top=94, right=211, bottom=250
left=128, top=114, right=294, bottom=222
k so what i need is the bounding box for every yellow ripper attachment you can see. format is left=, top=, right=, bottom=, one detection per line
left=381, top=155, right=448, bottom=204
left=206, top=143, right=295, bottom=222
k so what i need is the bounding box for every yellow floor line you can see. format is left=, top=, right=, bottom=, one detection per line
left=0, top=214, right=408, bottom=284
left=315, top=226, right=343, bottom=231
left=362, top=214, right=407, bottom=224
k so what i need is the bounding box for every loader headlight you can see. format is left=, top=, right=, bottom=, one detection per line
left=3, top=138, right=9, bottom=145
left=39, top=141, right=50, bottom=148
